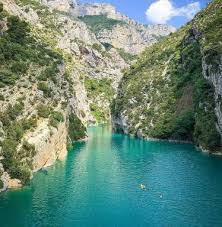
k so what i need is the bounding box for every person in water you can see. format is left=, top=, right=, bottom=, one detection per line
left=140, top=184, right=146, bottom=190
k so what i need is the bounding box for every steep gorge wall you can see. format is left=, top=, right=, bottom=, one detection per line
left=0, top=0, right=87, bottom=191
left=113, top=0, right=222, bottom=154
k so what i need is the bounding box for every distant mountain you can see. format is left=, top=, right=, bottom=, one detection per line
left=40, top=0, right=176, bottom=54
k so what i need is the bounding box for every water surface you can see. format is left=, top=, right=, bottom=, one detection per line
left=0, top=125, right=222, bottom=226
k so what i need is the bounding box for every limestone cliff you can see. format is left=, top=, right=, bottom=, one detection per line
left=40, top=0, right=176, bottom=54
left=0, top=0, right=87, bottom=191
left=113, top=0, right=222, bottom=154
left=76, top=4, right=176, bottom=54
left=40, top=0, right=74, bottom=12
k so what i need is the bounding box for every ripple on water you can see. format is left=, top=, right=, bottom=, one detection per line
left=0, top=125, right=222, bottom=226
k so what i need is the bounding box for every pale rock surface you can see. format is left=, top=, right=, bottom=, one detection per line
left=25, top=119, right=68, bottom=172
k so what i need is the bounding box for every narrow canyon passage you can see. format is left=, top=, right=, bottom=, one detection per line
left=0, top=125, right=222, bottom=226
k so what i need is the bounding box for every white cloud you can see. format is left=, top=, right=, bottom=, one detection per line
left=146, top=0, right=201, bottom=24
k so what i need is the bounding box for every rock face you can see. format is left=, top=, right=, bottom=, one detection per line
left=72, top=2, right=175, bottom=54
left=41, top=0, right=176, bottom=54
left=113, top=0, right=222, bottom=153
left=25, top=120, right=68, bottom=172
left=40, top=0, right=73, bottom=11
left=202, top=56, right=222, bottom=139
left=73, top=3, right=124, bottom=19
left=96, top=24, right=175, bottom=54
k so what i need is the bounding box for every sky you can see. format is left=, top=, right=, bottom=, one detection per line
left=79, top=0, right=211, bottom=28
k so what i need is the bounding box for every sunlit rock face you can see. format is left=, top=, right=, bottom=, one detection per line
left=40, top=0, right=74, bottom=11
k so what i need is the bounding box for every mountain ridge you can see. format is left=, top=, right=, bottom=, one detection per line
left=41, top=0, right=176, bottom=54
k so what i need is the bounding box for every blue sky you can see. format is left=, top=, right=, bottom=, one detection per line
left=80, top=0, right=210, bottom=27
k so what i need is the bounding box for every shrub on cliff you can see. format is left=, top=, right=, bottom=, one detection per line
left=90, top=103, right=107, bottom=123
left=37, top=82, right=52, bottom=97
left=37, top=105, right=51, bottom=118
left=49, top=111, right=64, bottom=128
left=68, top=113, right=86, bottom=141
left=8, top=165, right=31, bottom=184
left=0, top=178, right=3, bottom=189
left=7, top=16, right=30, bottom=44
left=171, top=111, right=195, bottom=141
left=0, top=180, right=3, bottom=189
left=0, top=3, right=3, bottom=13
left=85, top=77, right=114, bottom=102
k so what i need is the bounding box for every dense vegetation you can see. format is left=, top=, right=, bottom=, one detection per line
left=78, top=15, right=126, bottom=35
left=85, top=77, right=114, bottom=102
left=0, top=5, right=62, bottom=88
left=68, top=113, right=86, bottom=141
left=113, top=0, right=222, bottom=152
left=0, top=102, right=37, bottom=184
left=85, top=77, right=115, bottom=122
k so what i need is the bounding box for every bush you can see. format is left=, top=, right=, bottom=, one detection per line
left=0, top=69, right=18, bottom=85
left=18, top=140, right=36, bottom=158
left=7, top=102, right=24, bottom=120
left=171, top=111, right=195, bottom=140
left=7, top=122, right=24, bottom=141
left=21, top=117, right=37, bottom=131
left=1, top=139, right=18, bottom=166
left=7, top=16, right=30, bottom=44
left=0, top=3, right=3, bottom=13
left=90, top=103, right=107, bottom=122
left=49, top=111, right=64, bottom=128
left=37, top=105, right=51, bottom=118
left=0, top=179, right=3, bottom=189
left=10, top=61, right=28, bottom=74
left=0, top=94, right=4, bottom=101
left=92, top=43, right=103, bottom=52
left=9, top=165, right=31, bottom=184
left=38, top=64, right=59, bottom=82
left=85, top=77, right=114, bottom=102
left=68, top=113, right=86, bottom=141
left=37, top=82, right=52, bottom=97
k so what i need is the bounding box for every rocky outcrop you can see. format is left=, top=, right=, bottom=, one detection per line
left=0, top=164, right=22, bottom=192
left=202, top=55, right=222, bottom=139
left=72, top=3, right=123, bottom=20
left=40, top=0, right=74, bottom=12
left=97, top=23, right=176, bottom=57
left=25, top=119, right=68, bottom=172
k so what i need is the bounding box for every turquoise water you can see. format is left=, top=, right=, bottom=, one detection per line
left=0, top=125, right=222, bottom=226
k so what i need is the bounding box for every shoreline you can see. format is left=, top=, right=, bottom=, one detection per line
left=120, top=131, right=222, bottom=157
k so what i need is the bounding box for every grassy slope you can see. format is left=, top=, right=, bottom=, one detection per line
left=113, top=0, right=222, bottom=151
